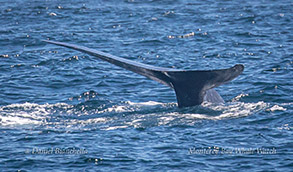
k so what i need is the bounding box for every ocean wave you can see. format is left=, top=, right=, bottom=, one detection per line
left=0, top=102, right=72, bottom=126
left=0, top=99, right=287, bottom=130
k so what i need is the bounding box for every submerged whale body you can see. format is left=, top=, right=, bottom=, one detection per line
left=44, top=40, right=244, bottom=108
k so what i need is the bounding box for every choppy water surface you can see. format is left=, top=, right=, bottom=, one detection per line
left=0, top=0, right=292, bottom=171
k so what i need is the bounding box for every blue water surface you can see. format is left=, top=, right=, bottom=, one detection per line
left=0, top=0, right=292, bottom=171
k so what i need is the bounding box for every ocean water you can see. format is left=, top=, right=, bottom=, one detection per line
left=0, top=0, right=292, bottom=171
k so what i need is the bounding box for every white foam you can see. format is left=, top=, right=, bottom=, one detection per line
left=95, top=101, right=167, bottom=114
left=0, top=102, right=72, bottom=126
left=127, top=101, right=164, bottom=106
left=103, top=125, right=128, bottom=130
left=232, top=93, right=249, bottom=102
left=0, top=101, right=286, bottom=130
left=120, top=101, right=270, bottom=129
left=277, top=124, right=292, bottom=131
left=0, top=115, right=41, bottom=125
left=103, top=105, right=129, bottom=113
left=266, top=105, right=287, bottom=112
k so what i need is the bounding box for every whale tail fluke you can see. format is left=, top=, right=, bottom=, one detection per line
left=43, top=40, right=244, bottom=108
left=163, top=65, right=244, bottom=107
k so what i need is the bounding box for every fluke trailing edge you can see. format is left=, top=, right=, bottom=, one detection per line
left=44, top=40, right=244, bottom=108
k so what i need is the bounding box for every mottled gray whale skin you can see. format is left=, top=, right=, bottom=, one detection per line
left=44, top=40, right=244, bottom=108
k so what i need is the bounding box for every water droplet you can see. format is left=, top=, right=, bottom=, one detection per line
left=1, top=54, right=9, bottom=58
left=183, top=32, right=195, bottom=38
left=49, top=12, right=57, bottom=16
left=164, top=11, right=174, bottom=16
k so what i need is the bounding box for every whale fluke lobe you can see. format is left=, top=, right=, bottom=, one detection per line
left=43, top=40, right=244, bottom=108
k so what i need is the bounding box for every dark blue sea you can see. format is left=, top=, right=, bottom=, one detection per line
left=0, top=0, right=292, bottom=171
